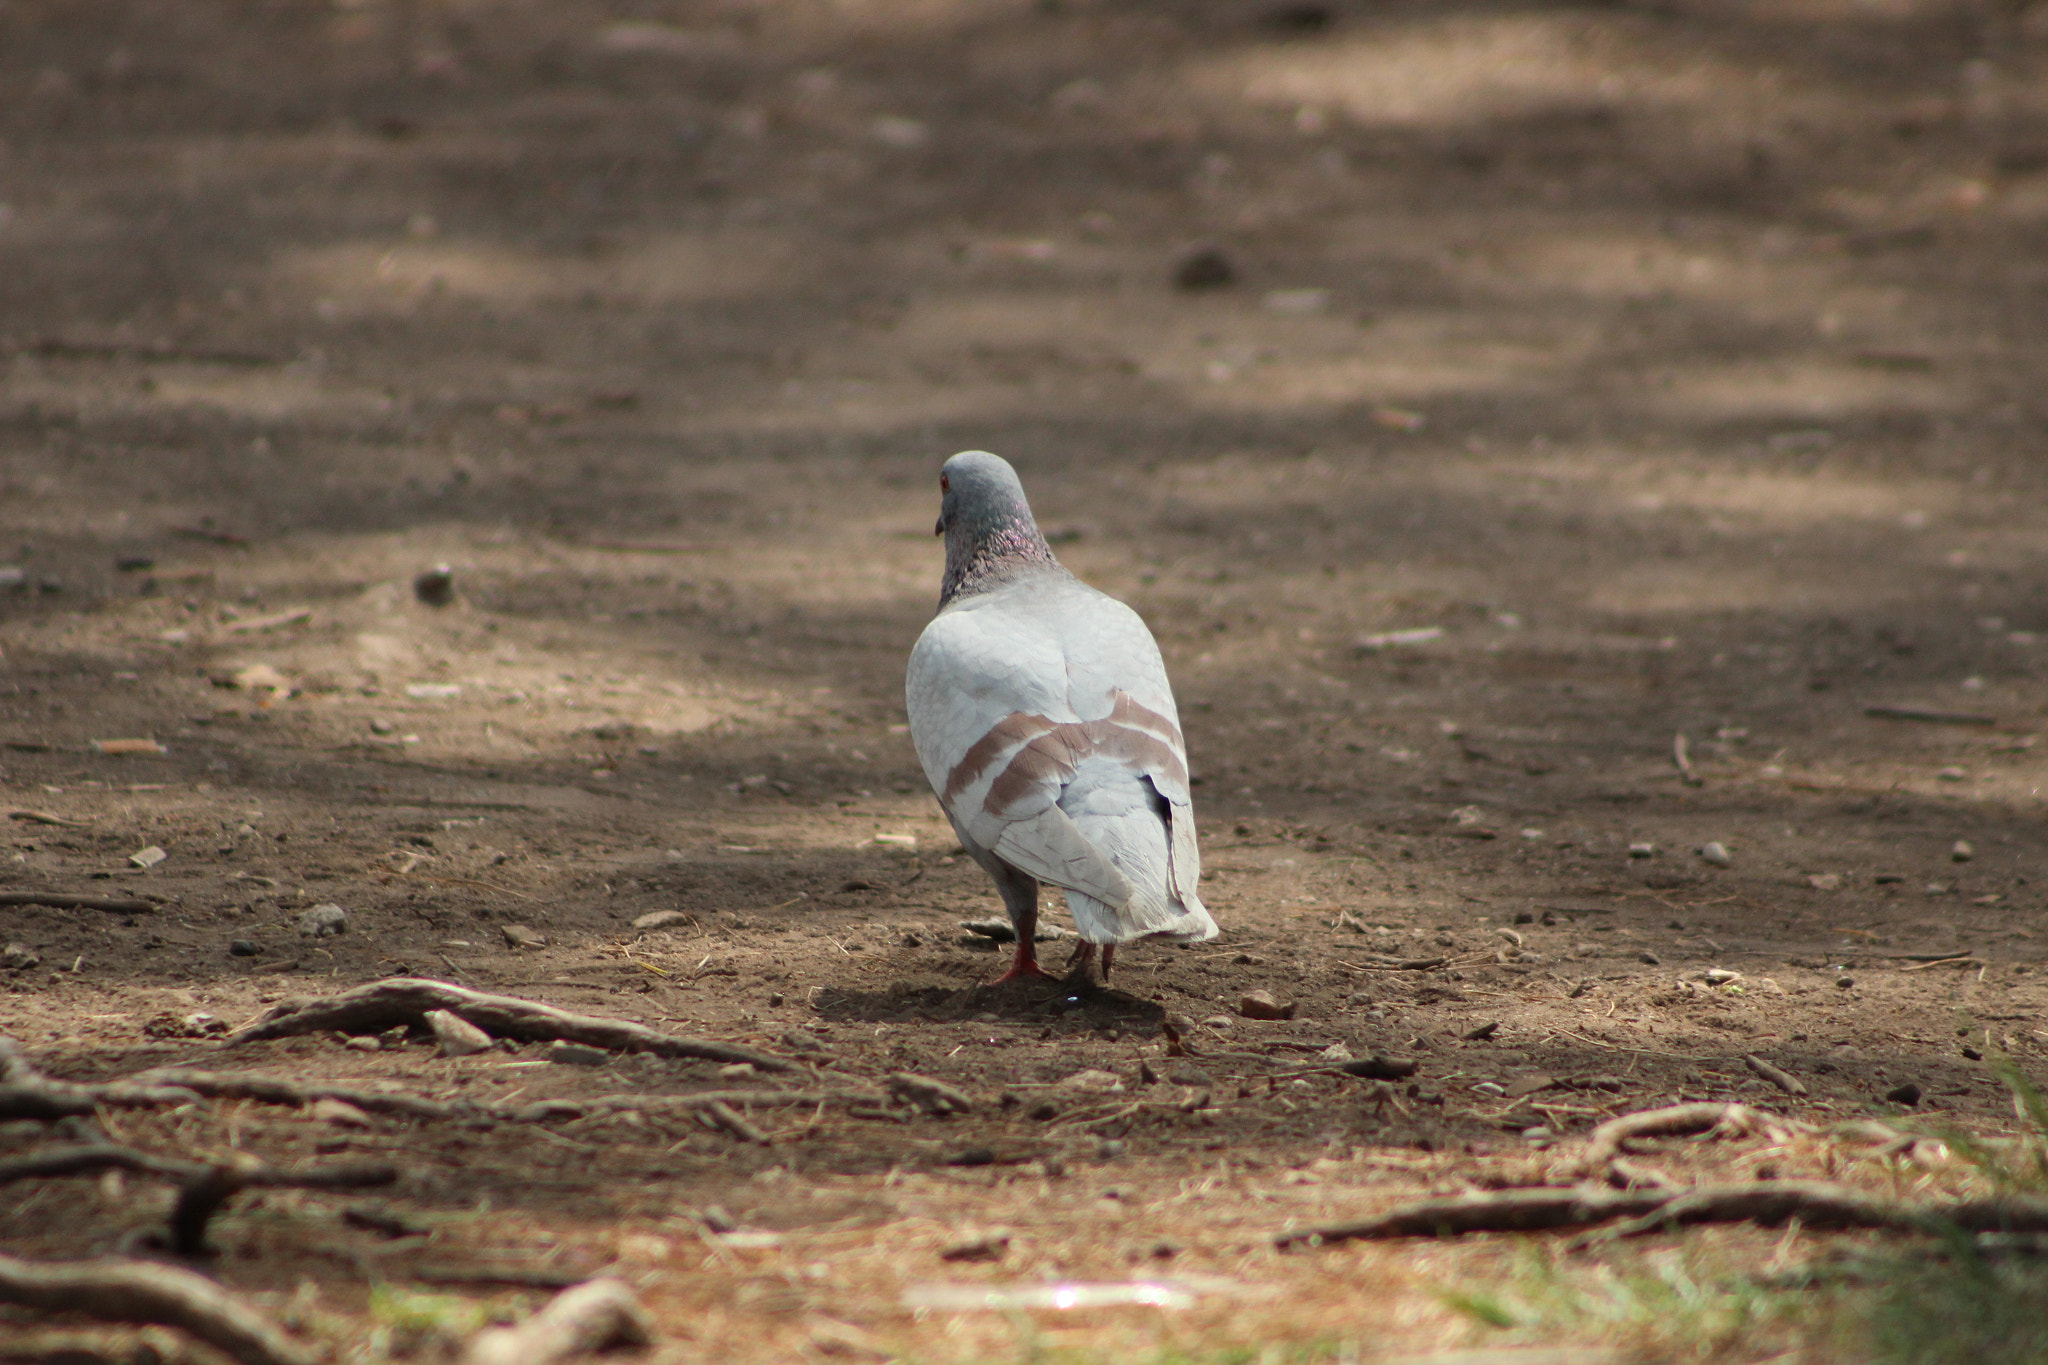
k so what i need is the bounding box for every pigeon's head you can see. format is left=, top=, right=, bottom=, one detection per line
left=934, top=450, right=1055, bottom=604
left=934, top=450, right=1033, bottom=537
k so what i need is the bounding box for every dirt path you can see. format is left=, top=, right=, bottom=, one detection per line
left=5, top=1, right=2048, bottom=1360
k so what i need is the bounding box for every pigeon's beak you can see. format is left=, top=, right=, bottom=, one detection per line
left=934, top=515, right=946, bottom=536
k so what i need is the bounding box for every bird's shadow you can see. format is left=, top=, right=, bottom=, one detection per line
left=810, top=978, right=1164, bottom=1026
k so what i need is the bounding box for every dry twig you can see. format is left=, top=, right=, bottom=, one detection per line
left=1672, top=732, right=1703, bottom=786
left=886, top=1072, right=973, bottom=1115
left=1742, top=1055, right=1808, bottom=1096
left=698, top=1101, right=770, bottom=1144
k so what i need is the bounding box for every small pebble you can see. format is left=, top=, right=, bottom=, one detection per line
left=426, top=1009, right=493, bottom=1058
left=312, top=1098, right=373, bottom=1128
left=1951, top=840, right=1975, bottom=863
left=1937, top=767, right=1968, bottom=782
left=345, top=1035, right=382, bottom=1052
left=1697, top=841, right=1732, bottom=867
left=1173, top=247, right=1237, bottom=290
left=1885, top=1082, right=1923, bottom=1106
left=1628, top=842, right=1656, bottom=859
left=297, top=904, right=348, bottom=937
left=631, top=910, right=693, bottom=931
left=1235, top=989, right=1296, bottom=1021
left=1836, top=976, right=1856, bottom=989
left=1637, top=950, right=1661, bottom=965
left=369, top=718, right=395, bottom=735
left=3, top=943, right=41, bottom=971
left=228, top=939, right=260, bottom=957
left=413, top=564, right=456, bottom=607
left=1806, top=873, right=1841, bottom=891
left=547, top=1041, right=612, bottom=1068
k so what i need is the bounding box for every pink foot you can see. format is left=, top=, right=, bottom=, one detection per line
left=990, top=942, right=1055, bottom=983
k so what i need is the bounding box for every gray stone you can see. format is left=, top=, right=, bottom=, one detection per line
left=298, top=904, right=348, bottom=937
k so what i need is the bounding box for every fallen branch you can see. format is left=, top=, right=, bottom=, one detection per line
left=1575, top=1102, right=1807, bottom=1174
left=224, top=978, right=792, bottom=1071
left=0, top=1254, right=313, bottom=1365
left=0, top=891, right=158, bottom=913
left=461, top=1278, right=651, bottom=1365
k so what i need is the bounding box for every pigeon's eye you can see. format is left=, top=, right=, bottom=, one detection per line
left=940, top=474, right=950, bottom=492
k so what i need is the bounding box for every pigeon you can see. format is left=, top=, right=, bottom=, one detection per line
left=905, top=451, right=1217, bottom=983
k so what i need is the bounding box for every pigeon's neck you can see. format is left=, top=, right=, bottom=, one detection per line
left=940, top=514, right=1058, bottom=608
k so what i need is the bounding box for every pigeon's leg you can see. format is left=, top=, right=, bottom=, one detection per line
left=1063, top=940, right=1110, bottom=988
left=988, top=859, right=1055, bottom=983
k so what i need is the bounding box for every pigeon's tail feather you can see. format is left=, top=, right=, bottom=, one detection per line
left=1057, top=760, right=1218, bottom=944
left=1064, top=887, right=1216, bottom=944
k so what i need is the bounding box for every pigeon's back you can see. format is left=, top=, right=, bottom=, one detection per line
left=909, top=566, right=1214, bottom=945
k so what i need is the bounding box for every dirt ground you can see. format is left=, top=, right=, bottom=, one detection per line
left=6, top=0, right=2048, bottom=1360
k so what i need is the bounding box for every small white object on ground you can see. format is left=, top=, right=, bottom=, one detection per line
left=427, top=1009, right=493, bottom=1058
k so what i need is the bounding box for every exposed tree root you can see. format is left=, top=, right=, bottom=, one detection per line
left=223, top=978, right=792, bottom=1070
left=0, top=1255, right=313, bottom=1365
left=1275, top=1187, right=1671, bottom=1246
left=125, top=1069, right=461, bottom=1120
left=460, top=1278, right=651, bottom=1365
left=0, top=1144, right=395, bottom=1255
left=1278, top=1180, right=2048, bottom=1248
left=0, top=1038, right=204, bottom=1121
left=1573, top=1101, right=1809, bottom=1174
left=0, top=892, right=159, bottom=913
left=0, top=1326, right=204, bottom=1365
